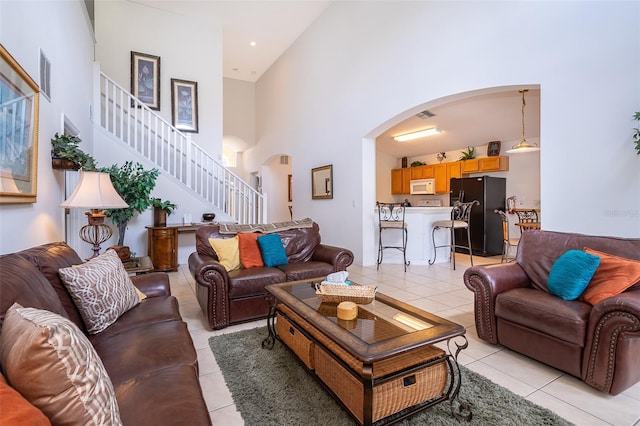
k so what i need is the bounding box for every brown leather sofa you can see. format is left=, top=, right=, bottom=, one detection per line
left=189, top=222, right=354, bottom=330
left=0, top=242, right=211, bottom=425
left=464, top=230, right=640, bottom=395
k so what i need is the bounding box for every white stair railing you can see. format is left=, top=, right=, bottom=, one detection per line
left=94, top=65, right=265, bottom=224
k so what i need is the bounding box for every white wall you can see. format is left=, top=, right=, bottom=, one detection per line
left=260, top=155, right=292, bottom=223
left=95, top=0, right=223, bottom=160
left=0, top=0, right=95, bottom=254
left=246, top=1, right=640, bottom=265
left=223, top=77, right=255, bottom=148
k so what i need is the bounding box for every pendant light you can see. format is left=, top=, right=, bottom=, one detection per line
left=505, top=89, right=540, bottom=154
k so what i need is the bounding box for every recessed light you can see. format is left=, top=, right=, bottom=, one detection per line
left=250, top=41, right=256, bottom=47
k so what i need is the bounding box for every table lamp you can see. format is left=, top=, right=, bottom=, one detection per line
left=60, top=171, right=128, bottom=258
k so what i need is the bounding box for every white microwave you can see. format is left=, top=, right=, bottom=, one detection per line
left=410, top=178, right=435, bottom=195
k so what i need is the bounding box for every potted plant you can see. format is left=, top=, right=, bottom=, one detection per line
left=100, top=161, right=159, bottom=246
left=51, top=133, right=97, bottom=171
left=151, top=198, right=177, bottom=227
left=459, top=146, right=476, bottom=161
left=633, top=112, right=640, bottom=155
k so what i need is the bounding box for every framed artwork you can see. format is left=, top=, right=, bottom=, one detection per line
left=130, top=51, right=160, bottom=110
left=487, top=140, right=501, bottom=157
left=311, top=165, right=333, bottom=200
left=171, top=78, right=198, bottom=133
left=287, top=174, right=292, bottom=202
left=0, top=44, right=40, bottom=203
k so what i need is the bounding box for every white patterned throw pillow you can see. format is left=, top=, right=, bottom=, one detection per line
left=58, top=249, right=140, bottom=334
left=0, top=303, right=122, bottom=425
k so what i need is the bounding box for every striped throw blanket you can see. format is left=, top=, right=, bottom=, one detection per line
left=217, top=217, right=314, bottom=234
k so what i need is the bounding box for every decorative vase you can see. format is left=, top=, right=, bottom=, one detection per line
left=153, top=207, right=167, bottom=227
left=52, top=158, right=80, bottom=170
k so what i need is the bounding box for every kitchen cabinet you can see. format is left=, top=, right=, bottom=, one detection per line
left=147, top=226, right=178, bottom=272
left=410, top=164, right=434, bottom=180
left=460, top=159, right=480, bottom=173
left=391, top=168, right=411, bottom=194
left=479, top=156, right=509, bottom=172
left=435, top=161, right=462, bottom=194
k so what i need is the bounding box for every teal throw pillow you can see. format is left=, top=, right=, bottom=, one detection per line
left=257, top=233, right=288, bottom=267
left=547, top=250, right=600, bottom=301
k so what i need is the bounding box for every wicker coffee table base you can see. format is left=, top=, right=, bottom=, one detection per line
left=262, top=302, right=472, bottom=425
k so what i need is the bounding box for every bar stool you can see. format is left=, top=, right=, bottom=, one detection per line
left=495, top=209, right=519, bottom=263
left=376, top=202, right=409, bottom=271
left=428, top=200, right=478, bottom=270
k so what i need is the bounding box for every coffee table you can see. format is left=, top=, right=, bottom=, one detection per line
left=263, top=280, right=471, bottom=425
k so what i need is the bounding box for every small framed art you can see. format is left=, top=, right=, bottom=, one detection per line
left=487, top=141, right=501, bottom=157
left=171, top=78, right=198, bottom=133
left=130, top=51, right=160, bottom=110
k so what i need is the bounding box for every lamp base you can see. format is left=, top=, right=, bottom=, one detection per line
left=79, top=223, right=113, bottom=259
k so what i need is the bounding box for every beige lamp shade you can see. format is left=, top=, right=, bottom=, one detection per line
left=60, top=171, right=128, bottom=209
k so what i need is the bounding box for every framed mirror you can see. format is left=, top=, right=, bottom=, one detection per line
left=1, top=44, right=40, bottom=203
left=311, top=164, right=333, bottom=199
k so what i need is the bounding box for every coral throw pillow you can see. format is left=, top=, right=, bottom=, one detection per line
left=208, top=236, right=241, bottom=271
left=0, top=372, right=51, bottom=425
left=580, top=248, right=640, bottom=305
left=547, top=250, right=600, bottom=300
left=237, top=232, right=264, bottom=268
left=257, top=233, right=288, bottom=267
left=0, top=303, right=122, bottom=425
left=58, top=249, right=140, bottom=334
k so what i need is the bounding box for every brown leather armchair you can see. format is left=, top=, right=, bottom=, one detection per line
left=464, top=230, right=640, bottom=395
left=189, top=222, right=354, bottom=330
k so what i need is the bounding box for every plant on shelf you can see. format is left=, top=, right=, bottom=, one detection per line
left=410, top=161, right=426, bottom=167
left=100, top=161, right=159, bottom=245
left=633, top=112, right=640, bottom=155
left=51, top=133, right=97, bottom=171
left=459, top=146, right=476, bottom=161
left=150, top=197, right=177, bottom=227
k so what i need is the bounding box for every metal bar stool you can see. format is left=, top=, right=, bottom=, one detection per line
left=428, top=200, right=479, bottom=270
left=376, top=202, right=409, bottom=271
left=495, top=209, right=520, bottom=263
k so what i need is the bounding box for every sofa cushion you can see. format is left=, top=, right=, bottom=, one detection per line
left=257, top=233, right=288, bottom=267
left=547, top=250, right=600, bottom=300
left=581, top=248, right=640, bottom=305
left=208, top=236, right=241, bottom=271
left=227, top=268, right=287, bottom=298
left=0, top=254, right=69, bottom=325
left=237, top=232, right=264, bottom=268
left=0, top=304, right=122, bottom=425
left=58, top=250, right=140, bottom=334
left=0, top=372, right=51, bottom=426
left=495, top=288, right=591, bottom=346
left=278, top=261, right=335, bottom=281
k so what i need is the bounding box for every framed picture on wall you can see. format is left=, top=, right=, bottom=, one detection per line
left=130, top=51, right=160, bottom=110
left=487, top=141, right=501, bottom=157
left=171, top=78, right=198, bottom=133
left=0, top=44, right=40, bottom=204
left=288, top=174, right=292, bottom=202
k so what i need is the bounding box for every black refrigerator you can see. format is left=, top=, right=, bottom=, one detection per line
left=449, top=176, right=505, bottom=256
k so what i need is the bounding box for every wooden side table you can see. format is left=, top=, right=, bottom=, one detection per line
left=146, top=226, right=179, bottom=272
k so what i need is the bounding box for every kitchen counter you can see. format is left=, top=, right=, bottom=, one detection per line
left=375, top=206, right=453, bottom=266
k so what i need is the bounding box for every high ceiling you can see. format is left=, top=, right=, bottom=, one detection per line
left=129, top=1, right=541, bottom=156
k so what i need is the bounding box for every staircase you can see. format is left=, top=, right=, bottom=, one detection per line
left=94, top=65, right=265, bottom=225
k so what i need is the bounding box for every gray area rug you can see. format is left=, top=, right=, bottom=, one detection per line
left=209, top=327, right=573, bottom=426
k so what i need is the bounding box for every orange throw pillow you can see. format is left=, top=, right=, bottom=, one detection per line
left=581, top=248, right=640, bottom=305
left=0, top=373, right=51, bottom=425
left=238, top=232, right=264, bottom=268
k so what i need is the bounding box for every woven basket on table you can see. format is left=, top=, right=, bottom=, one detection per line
left=315, top=284, right=377, bottom=305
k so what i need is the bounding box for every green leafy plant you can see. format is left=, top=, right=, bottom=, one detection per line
left=410, top=161, right=426, bottom=167
left=150, top=198, right=177, bottom=214
left=50, top=133, right=97, bottom=171
left=100, top=161, right=159, bottom=245
left=633, top=112, right=640, bottom=155
left=459, top=146, right=476, bottom=161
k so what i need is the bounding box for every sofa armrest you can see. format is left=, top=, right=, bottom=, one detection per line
left=463, top=263, right=531, bottom=343
left=131, top=272, right=171, bottom=297
left=188, top=252, right=231, bottom=330
left=311, top=244, right=354, bottom=272
left=582, top=288, right=640, bottom=395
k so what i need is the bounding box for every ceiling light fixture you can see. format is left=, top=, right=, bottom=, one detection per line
left=393, top=127, right=442, bottom=142
left=505, top=89, right=540, bottom=154
left=249, top=41, right=256, bottom=47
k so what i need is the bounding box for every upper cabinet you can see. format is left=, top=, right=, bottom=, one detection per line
left=410, top=164, right=434, bottom=179
left=478, top=156, right=509, bottom=172
left=391, top=168, right=411, bottom=194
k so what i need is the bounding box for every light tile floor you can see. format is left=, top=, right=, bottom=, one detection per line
left=168, top=255, right=640, bottom=426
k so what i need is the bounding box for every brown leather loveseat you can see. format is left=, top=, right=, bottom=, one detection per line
left=464, top=230, right=640, bottom=395
left=0, top=242, right=210, bottom=425
left=189, top=221, right=354, bottom=330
